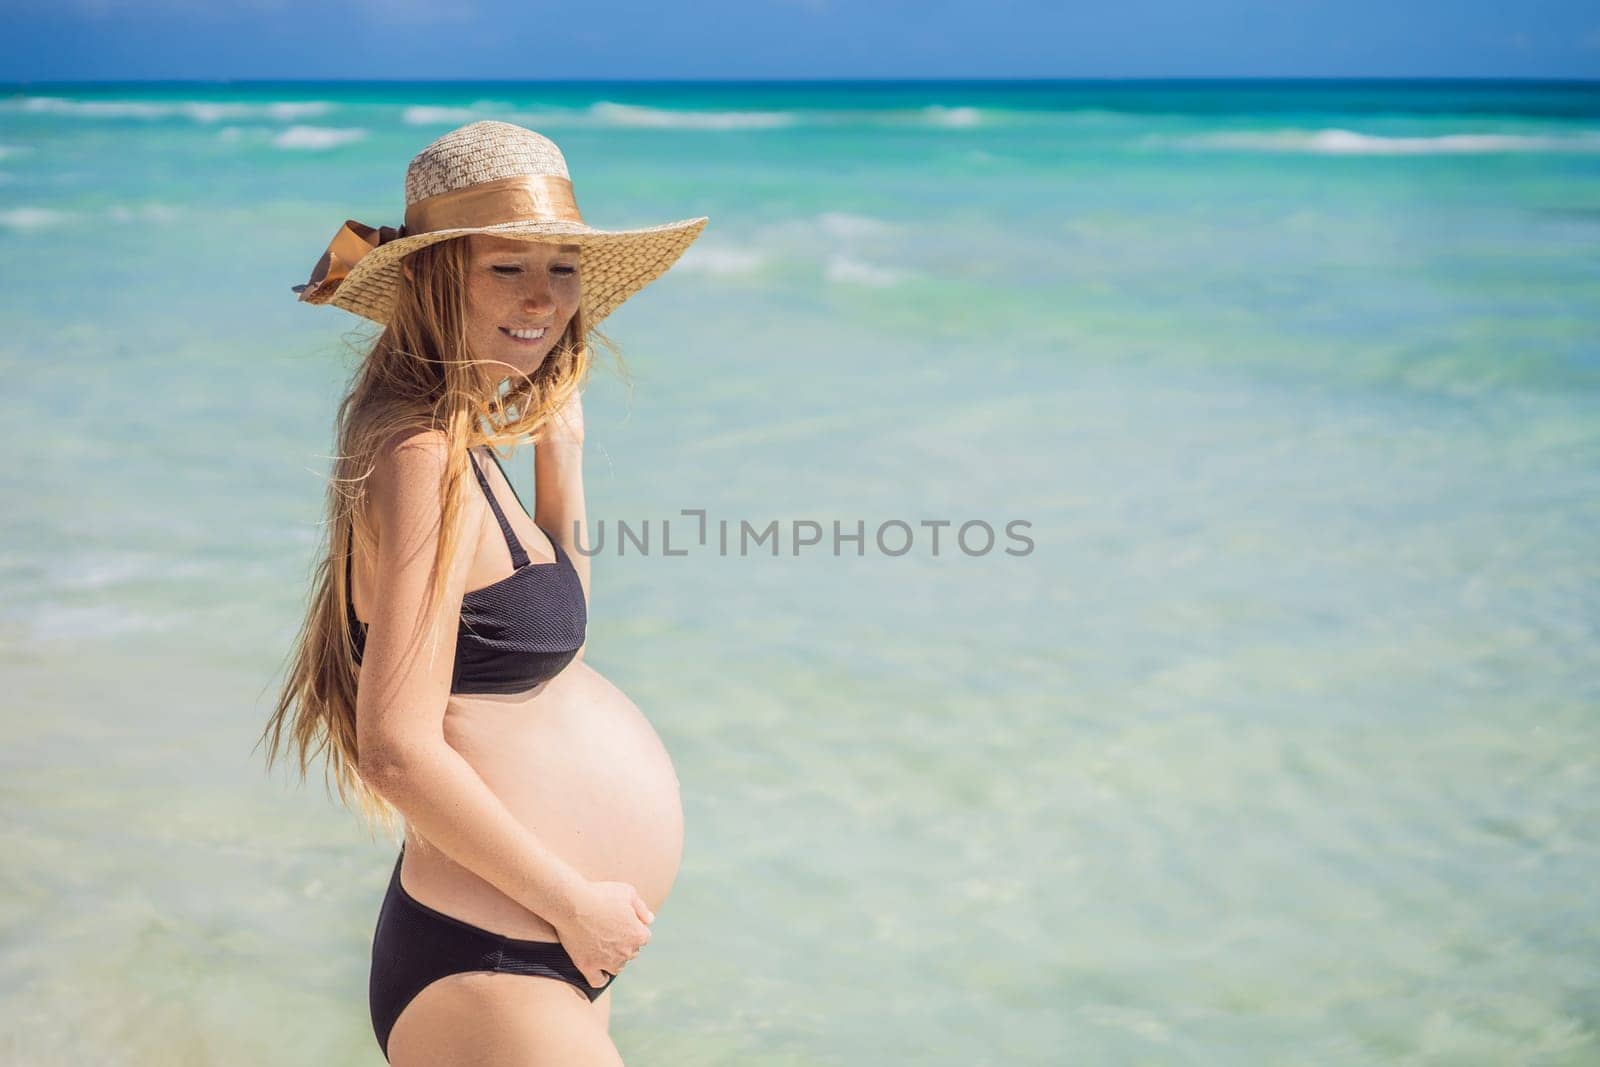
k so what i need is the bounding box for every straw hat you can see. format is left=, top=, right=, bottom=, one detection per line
left=292, top=120, right=708, bottom=328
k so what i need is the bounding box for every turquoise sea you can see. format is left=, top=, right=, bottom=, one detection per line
left=1, top=80, right=1598, bottom=1064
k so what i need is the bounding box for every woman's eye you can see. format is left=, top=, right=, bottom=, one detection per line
left=492, top=264, right=577, bottom=275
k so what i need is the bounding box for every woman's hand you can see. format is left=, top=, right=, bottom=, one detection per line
left=551, top=877, right=654, bottom=988
left=542, top=388, right=584, bottom=449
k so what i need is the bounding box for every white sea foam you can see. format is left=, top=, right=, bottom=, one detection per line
left=0, top=207, right=74, bottom=230
left=675, top=245, right=766, bottom=275
left=183, top=100, right=331, bottom=123
left=17, top=96, right=168, bottom=119
left=389, top=102, right=1016, bottom=133
left=272, top=125, right=367, bottom=150
left=402, top=105, right=482, bottom=125
left=745, top=211, right=904, bottom=282
left=823, top=254, right=906, bottom=287
left=107, top=203, right=183, bottom=224
left=0, top=201, right=166, bottom=228
left=262, top=102, right=331, bottom=121
left=9, top=95, right=332, bottom=123
left=587, top=101, right=796, bottom=130
left=815, top=210, right=896, bottom=239
left=1172, top=127, right=1600, bottom=155
left=178, top=102, right=240, bottom=123
left=922, top=105, right=983, bottom=128
left=25, top=603, right=169, bottom=640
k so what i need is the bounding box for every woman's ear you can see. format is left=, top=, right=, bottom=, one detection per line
left=401, top=261, right=414, bottom=282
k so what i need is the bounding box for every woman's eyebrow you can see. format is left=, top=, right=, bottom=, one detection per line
left=480, top=247, right=588, bottom=262
left=483, top=245, right=582, bottom=258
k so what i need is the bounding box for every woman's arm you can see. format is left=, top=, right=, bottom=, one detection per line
left=535, top=390, right=588, bottom=659
left=356, top=428, right=586, bottom=921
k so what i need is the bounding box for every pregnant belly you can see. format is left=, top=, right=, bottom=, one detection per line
left=397, top=658, right=685, bottom=941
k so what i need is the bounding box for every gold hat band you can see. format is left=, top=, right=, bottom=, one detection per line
left=294, top=175, right=587, bottom=305
left=405, top=174, right=585, bottom=233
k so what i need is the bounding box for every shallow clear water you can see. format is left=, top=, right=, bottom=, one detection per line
left=1, top=80, right=1597, bottom=1065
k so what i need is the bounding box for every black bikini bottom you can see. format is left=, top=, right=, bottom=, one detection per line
left=368, top=845, right=617, bottom=1062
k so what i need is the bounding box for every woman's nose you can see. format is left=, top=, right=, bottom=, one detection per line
left=520, top=286, right=554, bottom=312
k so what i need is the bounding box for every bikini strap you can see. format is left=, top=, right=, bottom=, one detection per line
left=482, top=446, right=565, bottom=565
left=468, top=447, right=531, bottom=569
left=345, top=525, right=356, bottom=622
left=345, top=524, right=363, bottom=631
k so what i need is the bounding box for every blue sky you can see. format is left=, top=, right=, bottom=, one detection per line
left=3, top=0, right=1599, bottom=82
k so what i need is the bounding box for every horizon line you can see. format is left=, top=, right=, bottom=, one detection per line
left=5, top=74, right=1600, bottom=87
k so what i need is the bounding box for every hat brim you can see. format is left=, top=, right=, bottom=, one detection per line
left=319, top=216, right=709, bottom=328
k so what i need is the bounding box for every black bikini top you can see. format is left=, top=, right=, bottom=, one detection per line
left=347, top=447, right=587, bottom=695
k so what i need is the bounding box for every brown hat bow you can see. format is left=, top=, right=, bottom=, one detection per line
left=291, top=221, right=408, bottom=304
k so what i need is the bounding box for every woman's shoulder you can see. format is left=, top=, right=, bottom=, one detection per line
left=368, top=428, right=459, bottom=526
left=375, top=426, right=450, bottom=467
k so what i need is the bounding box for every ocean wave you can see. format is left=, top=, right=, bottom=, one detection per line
left=813, top=210, right=897, bottom=239
left=272, top=125, right=367, bottom=150
left=1169, top=127, right=1600, bottom=155
left=21, top=603, right=172, bottom=641
left=587, top=102, right=797, bottom=130
left=670, top=213, right=907, bottom=283
left=402, top=105, right=483, bottom=125
left=823, top=254, right=907, bottom=287
left=107, top=203, right=183, bottom=223
left=0, top=207, right=75, bottom=230
left=0, top=203, right=184, bottom=229
left=3, top=96, right=1019, bottom=134
left=921, top=105, right=984, bottom=128
left=7, top=95, right=331, bottom=123
left=762, top=209, right=900, bottom=248
left=675, top=245, right=766, bottom=275
left=583, top=102, right=1001, bottom=130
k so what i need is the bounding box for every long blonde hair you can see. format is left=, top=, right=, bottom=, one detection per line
left=256, top=235, right=622, bottom=838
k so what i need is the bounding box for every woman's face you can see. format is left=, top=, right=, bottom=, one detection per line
left=461, top=234, right=582, bottom=382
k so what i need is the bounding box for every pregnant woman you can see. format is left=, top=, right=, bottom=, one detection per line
left=258, top=120, right=708, bottom=1064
